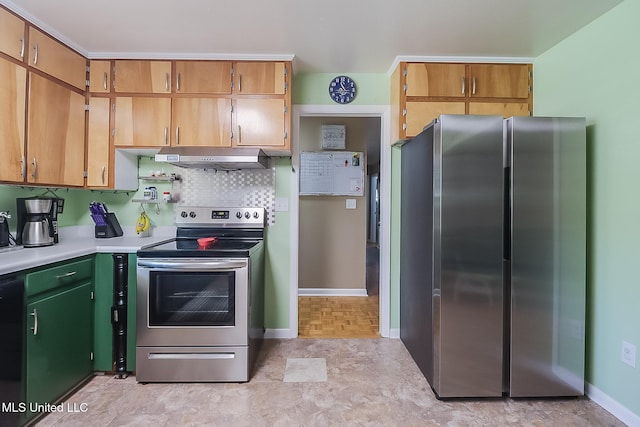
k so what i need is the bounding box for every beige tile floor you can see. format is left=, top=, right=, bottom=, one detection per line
left=35, top=339, right=624, bottom=427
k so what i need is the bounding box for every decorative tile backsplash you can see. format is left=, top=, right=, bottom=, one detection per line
left=172, top=163, right=276, bottom=225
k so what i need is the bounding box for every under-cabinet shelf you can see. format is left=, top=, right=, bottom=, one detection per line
left=138, top=174, right=181, bottom=182
left=131, top=199, right=177, bottom=204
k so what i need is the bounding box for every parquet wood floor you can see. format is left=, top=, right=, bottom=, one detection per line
left=298, top=296, right=380, bottom=338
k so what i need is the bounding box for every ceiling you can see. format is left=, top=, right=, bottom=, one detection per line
left=2, top=0, right=622, bottom=74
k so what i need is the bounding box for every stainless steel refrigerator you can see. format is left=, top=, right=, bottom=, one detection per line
left=399, top=114, right=586, bottom=398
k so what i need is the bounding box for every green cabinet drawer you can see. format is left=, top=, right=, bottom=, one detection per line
left=25, top=257, right=93, bottom=298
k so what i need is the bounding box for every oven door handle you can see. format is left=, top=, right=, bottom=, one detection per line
left=137, top=259, right=247, bottom=270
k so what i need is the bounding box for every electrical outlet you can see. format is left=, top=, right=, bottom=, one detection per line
left=622, top=341, right=636, bottom=368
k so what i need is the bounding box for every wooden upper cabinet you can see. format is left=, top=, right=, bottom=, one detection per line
left=405, top=101, right=465, bottom=137
left=175, top=61, right=232, bottom=94
left=405, top=63, right=466, bottom=98
left=27, top=73, right=85, bottom=186
left=0, top=57, right=26, bottom=182
left=233, top=62, right=286, bottom=95
left=468, top=102, right=530, bottom=117
left=113, top=97, right=172, bottom=147
left=114, top=60, right=172, bottom=93
left=89, top=60, right=111, bottom=93
left=233, top=98, right=287, bottom=148
left=0, top=7, right=26, bottom=61
left=28, top=27, right=87, bottom=90
left=468, top=64, right=530, bottom=99
left=172, top=98, right=232, bottom=147
left=87, top=97, right=111, bottom=187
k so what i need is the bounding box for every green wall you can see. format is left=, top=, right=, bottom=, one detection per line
left=534, top=0, right=640, bottom=417
left=293, top=73, right=391, bottom=105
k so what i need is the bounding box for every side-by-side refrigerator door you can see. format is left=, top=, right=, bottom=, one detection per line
left=433, top=114, right=505, bottom=398
left=399, top=122, right=435, bottom=387
left=507, top=116, right=586, bottom=397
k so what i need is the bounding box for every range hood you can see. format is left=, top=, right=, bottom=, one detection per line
left=154, top=147, right=269, bottom=170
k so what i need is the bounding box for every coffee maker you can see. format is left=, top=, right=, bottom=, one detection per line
left=16, top=197, right=59, bottom=247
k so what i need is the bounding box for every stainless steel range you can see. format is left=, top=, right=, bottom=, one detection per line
left=136, top=206, right=265, bottom=383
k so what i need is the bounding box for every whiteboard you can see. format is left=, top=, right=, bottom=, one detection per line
left=300, top=151, right=364, bottom=196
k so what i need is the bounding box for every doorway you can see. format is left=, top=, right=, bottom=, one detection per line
left=290, top=105, right=391, bottom=338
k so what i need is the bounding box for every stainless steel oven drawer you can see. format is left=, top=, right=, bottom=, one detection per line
left=136, top=346, right=249, bottom=382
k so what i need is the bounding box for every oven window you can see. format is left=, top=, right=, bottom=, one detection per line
left=148, top=271, right=235, bottom=326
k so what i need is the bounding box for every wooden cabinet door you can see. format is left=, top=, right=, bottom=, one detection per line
left=27, top=73, right=85, bottom=186
left=233, top=98, right=286, bottom=148
left=405, top=101, right=465, bottom=137
left=468, top=102, right=530, bottom=117
left=175, top=61, right=232, bottom=94
left=233, top=62, right=286, bottom=94
left=89, top=60, right=111, bottom=93
left=113, top=97, right=171, bottom=147
left=468, top=64, right=530, bottom=99
left=0, top=7, right=26, bottom=61
left=87, top=97, right=111, bottom=187
left=28, top=27, right=86, bottom=90
left=172, top=97, right=232, bottom=147
left=114, top=60, right=172, bottom=93
left=406, top=63, right=466, bottom=97
left=0, top=58, right=26, bottom=182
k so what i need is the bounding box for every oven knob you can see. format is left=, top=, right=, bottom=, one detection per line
left=236, top=211, right=243, bottom=219
left=189, top=211, right=196, bottom=218
left=180, top=211, right=188, bottom=218
left=244, top=212, right=250, bottom=219
left=253, top=211, right=260, bottom=219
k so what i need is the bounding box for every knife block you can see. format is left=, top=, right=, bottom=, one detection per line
left=95, top=212, right=123, bottom=238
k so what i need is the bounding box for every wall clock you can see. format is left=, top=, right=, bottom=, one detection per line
left=329, top=75, right=357, bottom=104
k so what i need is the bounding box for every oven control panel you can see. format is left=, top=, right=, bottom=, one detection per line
left=175, top=207, right=265, bottom=227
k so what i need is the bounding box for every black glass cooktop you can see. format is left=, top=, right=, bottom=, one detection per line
left=137, top=237, right=263, bottom=258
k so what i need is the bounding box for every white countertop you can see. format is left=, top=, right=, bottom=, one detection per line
left=0, top=226, right=175, bottom=276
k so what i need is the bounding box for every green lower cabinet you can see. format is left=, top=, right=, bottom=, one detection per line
left=94, top=253, right=137, bottom=373
left=25, top=282, right=93, bottom=421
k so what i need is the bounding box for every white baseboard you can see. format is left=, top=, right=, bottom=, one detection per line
left=264, top=329, right=296, bottom=339
left=298, top=288, right=368, bottom=297
left=586, top=382, right=640, bottom=427
left=388, top=328, right=400, bottom=339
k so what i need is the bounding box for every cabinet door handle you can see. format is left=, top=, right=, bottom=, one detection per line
left=176, top=73, right=181, bottom=91
left=20, top=38, right=25, bottom=59
left=175, top=126, right=180, bottom=145
left=238, top=75, right=242, bottom=92
left=461, top=77, right=465, bottom=95
left=33, top=44, right=38, bottom=65
left=101, top=166, right=106, bottom=184
left=164, top=127, right=168, bottom=145
left=31, top=309, right=38, bottom=335
left=32, top=158, right=37, bottom=179
left=103, top=72, right=108, bottom=90
left=165, top=73, right=170, bottom=92
left=55, top=271, right=77, bottom=280
left=238, top=125, right=242, bottom=144
left=20, top=156, right=25, bottom=179
left=472, top=77, right=476, bottom=95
